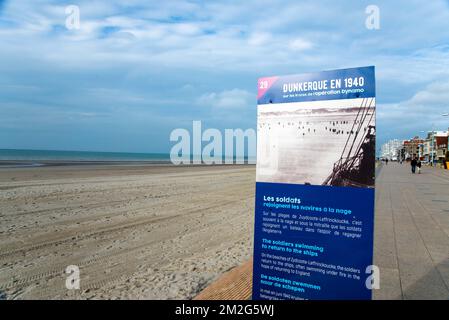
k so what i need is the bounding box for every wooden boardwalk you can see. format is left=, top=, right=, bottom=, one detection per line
left=194, top=259, right=252, bottom=300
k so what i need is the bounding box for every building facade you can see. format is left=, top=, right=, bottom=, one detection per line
left=403, top=136, right=424, bottom=160
left=381, top=139, right=402, bottom=160
left=435, top=131, right=449, bottom=163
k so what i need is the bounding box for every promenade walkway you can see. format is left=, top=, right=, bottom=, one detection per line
left=195, top=163, right=449, bottom=300
left=374, top=163, right=449, bottom=299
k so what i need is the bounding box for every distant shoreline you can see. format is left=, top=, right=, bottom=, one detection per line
left=0, top=160, right=170, bottom=168
left=0, top=159, right=255, bottom=169
left=0, top=149, right=255, bottom=168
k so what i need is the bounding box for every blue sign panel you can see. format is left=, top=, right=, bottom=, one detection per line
left=253, top=66, right=376, bottom=300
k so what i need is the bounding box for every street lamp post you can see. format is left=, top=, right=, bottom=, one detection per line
left=420, top=130, right=426, bottom=162
left=431, top=124, right=435, bottom=166
left=442, top=114, right=449, bottom=167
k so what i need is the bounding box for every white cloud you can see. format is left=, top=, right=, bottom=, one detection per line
left=197, top=89, right=253, bottom=109
left=377, top=80, right=449, bottom=141
left=248, top=32, right=271, bottom=46
left=288, top=38, right=313, bottom=51
left=407, top=82, right=449, bottom=106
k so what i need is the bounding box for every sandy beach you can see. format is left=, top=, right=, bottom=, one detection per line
left=0, top=164, right=255, bottom=299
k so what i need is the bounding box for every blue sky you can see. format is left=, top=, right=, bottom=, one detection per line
left=1, top=0, right=449, bottom=153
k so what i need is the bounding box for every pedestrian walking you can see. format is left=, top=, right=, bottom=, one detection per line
left=417, top=159, right=422, bottom=174
left=411, top=158, right=417, bottom=174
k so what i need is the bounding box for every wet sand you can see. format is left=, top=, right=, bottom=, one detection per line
left=0, top=164, right=255, bottom=299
